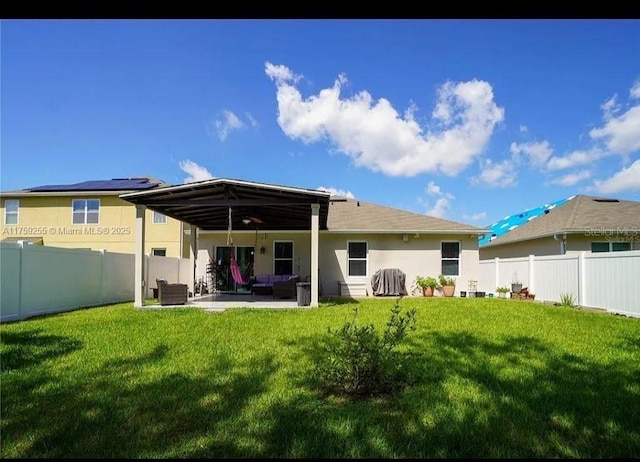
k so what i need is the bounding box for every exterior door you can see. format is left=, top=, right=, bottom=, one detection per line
left=214, top=246, right=254, bottom=293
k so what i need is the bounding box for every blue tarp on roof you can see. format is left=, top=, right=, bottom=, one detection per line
left=29, top=178, right=160, bottom=192
left=478, top=196, right=576, bottom=246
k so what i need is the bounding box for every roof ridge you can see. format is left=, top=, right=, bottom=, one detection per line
left=562, top=195, right=583, bottom=230
left=343, top=198, right=484, bottom=230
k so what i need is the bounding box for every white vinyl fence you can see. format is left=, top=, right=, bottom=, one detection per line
left=479, top=250, right=640, bottom=318
left=1, top=242, right=190, bottom=322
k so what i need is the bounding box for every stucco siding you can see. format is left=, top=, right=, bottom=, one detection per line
left=194, top=231, right=480, bottom=297
left=480, top=236, right=561, bottom=260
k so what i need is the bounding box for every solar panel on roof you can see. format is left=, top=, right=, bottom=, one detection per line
left=29, top=178, right=160, bottom=192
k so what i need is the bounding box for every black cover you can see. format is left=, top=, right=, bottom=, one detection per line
left=371, top=268, right=408, bottom=296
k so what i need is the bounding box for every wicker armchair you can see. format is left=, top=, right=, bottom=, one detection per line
left=156, top=278, right=188, bottom=305
left=272, top=275, right=300, bottom=299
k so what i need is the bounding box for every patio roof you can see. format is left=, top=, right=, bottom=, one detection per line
left=120, top=178, right=331, bottom=231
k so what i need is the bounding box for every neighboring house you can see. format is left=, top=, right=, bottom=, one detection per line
left=479, top=194, right=640, bottom=260
left=1, top=177, right=187, bottom=257
left=120, top=178, right=487, bottom=303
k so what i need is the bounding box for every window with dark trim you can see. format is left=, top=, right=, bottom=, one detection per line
left=348, top=241, right=367, bottom=276
left=591, top=242, right=631, bottom=253
left=441, top=241, right=460, bottom=276
left=274, top=241, right=293, bottom=275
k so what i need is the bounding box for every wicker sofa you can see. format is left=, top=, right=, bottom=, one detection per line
left=156, top=278, right=188, bottom=305
left=251, top=274, right=299, bottom=298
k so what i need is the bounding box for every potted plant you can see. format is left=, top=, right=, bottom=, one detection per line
left=511, top=272, right=523, bottom=293
left=496, top=286, right=509, bottom=298
left=438, top=274, right=456, bottom=297
left=413, top=275, right=438, bottom=297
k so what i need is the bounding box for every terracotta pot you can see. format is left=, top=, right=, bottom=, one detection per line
left=422, top=286, right=434, bottom=297
left=442, top=285, right=455, bottom=297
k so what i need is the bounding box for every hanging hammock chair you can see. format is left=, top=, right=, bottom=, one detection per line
left=226, top=207, right=256, bottom=286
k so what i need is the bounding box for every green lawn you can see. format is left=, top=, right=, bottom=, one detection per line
left=1, top=298, right=639, bottom=458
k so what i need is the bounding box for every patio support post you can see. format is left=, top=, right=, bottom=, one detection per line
left=189, top=224, right=198, bottom=298
left=311, top=203, right=320, bottom=307
left=134, top=204, right=146, bottom=308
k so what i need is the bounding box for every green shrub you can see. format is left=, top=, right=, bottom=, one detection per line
left=313, top=299, right=417, bottom=399
left=559, top=292, right=577, bottom=307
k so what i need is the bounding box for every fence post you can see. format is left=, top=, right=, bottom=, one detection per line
left=494, top=257, right=499, bottom=288
left=578, top=251, right=586, bottom=306
left=145, top=254, right=150, bottom=299
left=528, top=254, right=535, bottom=293
left=18, top=241, right=25, bottom=320
left=99, top=249, right=106, bottom=305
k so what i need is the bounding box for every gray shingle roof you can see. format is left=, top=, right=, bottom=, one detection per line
left=327, top=197, right=486, bottom=233
left=483, top=194, right=640, bottom=247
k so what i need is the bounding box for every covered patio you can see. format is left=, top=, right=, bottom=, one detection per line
left=120, top=178, right=331, bottom=308
left=141, top=292, right=300, bottom=311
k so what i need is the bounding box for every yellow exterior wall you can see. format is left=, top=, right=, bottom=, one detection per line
left=1, top=195, right=185, bottom=257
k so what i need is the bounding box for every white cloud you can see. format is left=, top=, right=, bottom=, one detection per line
left=246, top=112, right=258, bottom=127
left=519, top=125, right=528, bottom=133
left=265, top=62, right=302, bottom=83
left=589, top=105, right=640, bottom=155
left=427, top=196, right=453, bottom=218
left=316, top=186, right=355, bottom=198
left=462, top=211, right=487, bottom=221
left=214, top=110, right=245, bottom=141
left=179, top=160, right=215, bottom=183
left=548, top=170, right=591, bottom=187
left=425, top=181, right=441, bottom=196
left=510, top=140, right=553, bottom=167
left=546, top=149, right=603, bottom=170
left=265, top=61, right=504, bottom=177
left=630, top=80, right=640, bottom=99
left=593, top=159, right=640, bottom=193
left=472, top=158, right=517, bottom=188
left=422, top=181, right=454, bottom=218
left=601, top=94, right=621, bottom=120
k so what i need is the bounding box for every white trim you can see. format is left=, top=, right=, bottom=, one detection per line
left=120, top=178, right=332, bottom=199
left=347, top=240, right=368, bottom=279
left=441, top=240, right=461, bottom=277
left=152, top=211, right=167, bottom=224
left=71, top=198, right=101, bottom=225
left=4, top=199, right=19, bottom=225
left=272, top=240, right=295, bottom=275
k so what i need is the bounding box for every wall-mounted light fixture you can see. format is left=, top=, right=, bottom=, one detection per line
left=402, top=233, right=409, bottom=242
left=260, top=246, right=266, bottom=254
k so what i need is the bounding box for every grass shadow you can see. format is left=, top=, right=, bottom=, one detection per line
left=1, top=329, right=83, bottom=372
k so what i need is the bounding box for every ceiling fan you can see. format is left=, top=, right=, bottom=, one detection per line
left=242, top=216, right=265, bottom=225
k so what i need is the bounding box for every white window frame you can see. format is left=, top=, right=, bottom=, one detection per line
left=71, top=198, right=100, bottom=225
left=151, top=248, right=167, bottom=257
left=153, top=211, right=167, bottom=224
left=4, top=199, right=19, bottom=225
left=347, top=240, right=368, bottom=278
left=591, top=241, right=632, bottom=253
left=273, top=240, right=294, bottom=275
left=441, top=241, right=461, bottom=277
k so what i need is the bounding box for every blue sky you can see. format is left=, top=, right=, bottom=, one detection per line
left=2, top=19, right=640, bottom=228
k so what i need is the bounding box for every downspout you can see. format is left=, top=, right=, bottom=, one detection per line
left=553, top=233, right=567, bottom=255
